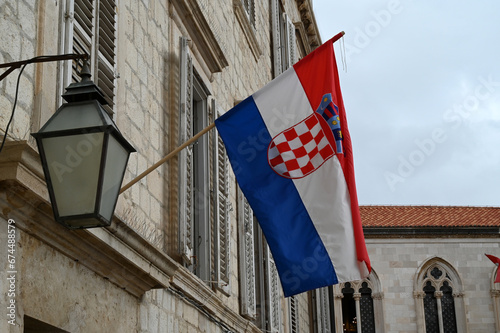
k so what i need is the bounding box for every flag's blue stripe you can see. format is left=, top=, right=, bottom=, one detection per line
left=215, top=97, right=338, bottom=296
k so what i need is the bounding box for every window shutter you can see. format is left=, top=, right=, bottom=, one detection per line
left=288, top=296, right=298, bottom=333
left=96, top=0, right=117, bottom=114
left=316, top=287, right=332, bottom=333
left=271, top=0, right=282, bottom=77
left=267, top=248, right=283, bottom=332
left=242, top=0, right=255, bottom=27
left=67, top=0, right=116, bottom=115
left=178, top=36, right=194, bottom=265
left=238, top=188, right=257, bottom=318
left=213, top=104, right=231, bottom=293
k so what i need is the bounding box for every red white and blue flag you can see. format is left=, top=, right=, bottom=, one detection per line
left=215, top=35, right=371, bottom=297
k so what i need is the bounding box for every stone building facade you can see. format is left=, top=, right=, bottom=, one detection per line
left=0, top=0, right=323, bottom=332
left=1, top=1, right=500, bottom=333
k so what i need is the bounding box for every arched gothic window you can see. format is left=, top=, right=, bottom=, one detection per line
left=329, top=270, right=385, bottom=332
left=414, top=257, right=467, bottom=333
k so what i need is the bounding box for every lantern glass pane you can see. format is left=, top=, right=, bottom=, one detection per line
left=99, top=134, right=129, bottom=221
left=42, top=101, right=105, bottom=132
left=42, top=133, right=104, bottom=217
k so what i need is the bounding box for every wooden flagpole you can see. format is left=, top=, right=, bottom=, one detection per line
left=120, top=31, right=346, bottom=194
left=120, top=122, right=215, bottom=194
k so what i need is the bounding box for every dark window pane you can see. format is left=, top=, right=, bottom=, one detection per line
left=441, top=282, right=457, bottom=333
left=360, top=282, right=375, bottom=333
left=342, top=283, right=357, bottom=332
left=424, top=282, right=439, bottom=333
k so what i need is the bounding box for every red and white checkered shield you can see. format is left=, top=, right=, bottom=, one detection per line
left=267, top=113, right=336, bottom=179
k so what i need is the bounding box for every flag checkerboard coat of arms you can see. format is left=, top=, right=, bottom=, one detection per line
left=268, top=93, right=342, bottom=179
left=215, top=34, right=370, bottom=297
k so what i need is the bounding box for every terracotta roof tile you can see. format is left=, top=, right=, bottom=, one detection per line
left=360, top=205, right=500, bottom=228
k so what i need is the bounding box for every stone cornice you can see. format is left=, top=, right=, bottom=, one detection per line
left=171, top=0, right=229, bottom=73
left=296, top=0, right=321, bottom=49
left=170, top=267, right=262, bottom=333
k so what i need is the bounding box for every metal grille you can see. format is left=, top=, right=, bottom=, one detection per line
left=441, top=282, right=457, bottom=333
left=360, top=282, right=375, bottom=333
left=423, top=282, right=439, bottom=333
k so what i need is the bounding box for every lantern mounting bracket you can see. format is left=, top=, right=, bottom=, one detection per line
left=0, top=53, right=88, bottom=82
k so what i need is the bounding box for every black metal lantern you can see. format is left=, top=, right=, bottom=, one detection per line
left=32, top=62, right=135, bottom=229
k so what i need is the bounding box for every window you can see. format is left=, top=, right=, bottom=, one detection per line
left=62, top=0, right=117, bottom=115
left=178, top=37, right=231, bottom=287
left=179, top=36, right=210, bottom=281
left=312, top=271, right=384, bottom=332
left=414, top=257, right=467, bottom=333
left=271, top=0, right=297, bottom=77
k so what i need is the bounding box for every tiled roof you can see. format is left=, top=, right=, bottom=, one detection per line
left=360, top=205, right=500, bottom=228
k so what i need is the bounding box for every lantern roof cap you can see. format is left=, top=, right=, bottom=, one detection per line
left=62, top=60, right=108, bottom=105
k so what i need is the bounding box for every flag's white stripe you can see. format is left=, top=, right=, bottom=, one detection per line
left=254, top=66, right=361, bottom=281
left=253, top=68, right=311, bottom=137
left=294, top=158, right=361, bottom=282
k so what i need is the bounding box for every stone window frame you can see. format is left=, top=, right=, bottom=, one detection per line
left=179, top=36, right=232, bottom=291
left=413, top=256, right=467, bottom=333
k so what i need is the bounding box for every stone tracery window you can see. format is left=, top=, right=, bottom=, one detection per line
left=325, top=270, right=384, bottom=332
left=414, top=257, right=466, bottom=333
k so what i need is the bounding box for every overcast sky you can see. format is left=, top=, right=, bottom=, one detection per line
left=312, top=0, right=500, bottom=207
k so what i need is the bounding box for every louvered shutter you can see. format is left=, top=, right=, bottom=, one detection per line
left=267, top=248, right=283, bottom=332
left=288, top=296, right=298, bottom=333
left=96, top=0, right=116, bottom=115
left=66, top=0, right=116, bottom=115
left=238, top=188, right=257, bottom=318
left=271, top=0, right=282, bottom=77
left=71, top=0, right=93, bottom=82
left=213, top=104, right=231, bottom=293
left=178, top=36, right=194, bottom=265
left=242, top=0, right=255, bottom=27
left=285, top=14, right=297, bottom=68
left=316, top=287, right=332, bottom=333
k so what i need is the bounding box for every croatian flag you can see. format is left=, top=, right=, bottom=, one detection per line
left=215, top=35, right=371, bottom=297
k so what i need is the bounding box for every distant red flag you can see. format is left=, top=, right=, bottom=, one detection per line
left=485, top=254, right=500, bottom=283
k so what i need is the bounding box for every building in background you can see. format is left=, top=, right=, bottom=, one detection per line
left=322, top=206, right=500, bottom=333
left=1, top=1, right=499, bottom=332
